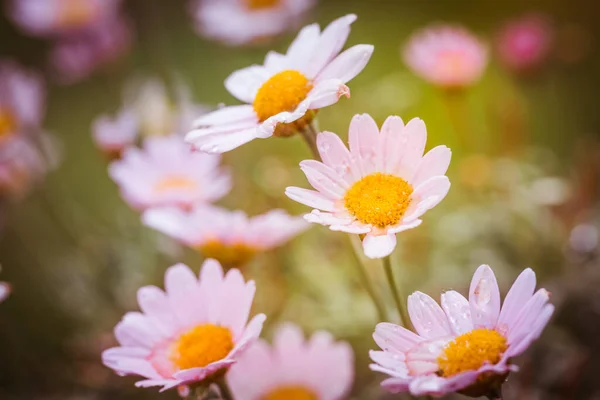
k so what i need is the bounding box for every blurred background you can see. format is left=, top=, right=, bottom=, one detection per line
left=1, top=0, right=599, bottom=398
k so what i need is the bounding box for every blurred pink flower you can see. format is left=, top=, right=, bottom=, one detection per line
left=8, top=0, right=122, bottom=38
left=0, top=61, right=45, bottom=143
left=0, top=282, right=10, bottom=303
left=370, top=265, right=554, bottom=398
left=403, top=25, right=488, bottom=88
left=227, top=322, right=354, bottom=400
left=108, top=135, right=231, bottom=210
left=190, top=0, right=315, bottom=46
left=102, top=260, right=266, bottom=391
left=186, top=14, right=373, bottom=153
left=143, top=205, right=308, bottom=266
left=286, top=114, right=451, bottom=259
left=92, top=108, right=137, bottom=159
left=496, top=14, right=553, bottom=72
left=49, top=16, right=132, bottom=84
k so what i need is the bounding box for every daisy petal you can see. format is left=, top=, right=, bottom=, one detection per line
left=306, top=79, right=350, bottom=109
left=225, top=65, right=270, bottom=103
left=317, top=44, right=374, bottom=83
left=362, top=233, right=397, bottom=259
left=441, top=290, right=473, bottom=335
left=285, top=187, right=335, bottom=212
left=407, top=291, right=452, bottom=339
left=411, top=145, right=452, bottom=187
left=469, top=265, right=501, bottom=329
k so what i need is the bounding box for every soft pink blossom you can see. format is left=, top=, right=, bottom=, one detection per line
left=186, top=15, right=373, bottom=153
left=102, top=260, right=266, bottom=391
left=0, top=282, right=10, bottom=303
left=403, top=25, right=488, bottom=88
left=142, top=205, right=308, bottom=264
left=286, top=113, right=451, bottom=259
left=370, top=265, right=554, bottom=397
left=108, top=135, right=231, bottom=210
left=92, top=108, right=137, bottom=159
left=190, top=0, right=315, bottom=46
left=496, top=14, right=553, bottom=72
left=227, top=322, right=354, bottom=400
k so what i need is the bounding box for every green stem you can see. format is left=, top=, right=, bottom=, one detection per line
left=348, top=235, right=388, bottom=322
left=382, top=256, right=411, bottom=328
left=299, top=122, right=321, bottom=161
left=216, top=377, right=234, bottom=400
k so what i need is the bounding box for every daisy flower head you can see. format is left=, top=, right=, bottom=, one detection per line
left=0, top=282, right=10, bottom=303
left=102, top=260, right=266, bottom=391
left=108, top=135, right=231, bottom=210
left=285, top=114, right=451, bottom=259
left=190, top=0, right=316, bottom=46
left=403, top=25, right=488, bottom=89
left=143, top=205, right=309, bottom=267
left=496, top=14, right=553, bottom=72
left=92, top=107, right=137, bottom=159
left=370, top=265, right=554, bottom=398
left=186, top=14, right=374, bottom=154
left=8, top=0, right=123, bottom=38
left=228, top=322, right=354, bottom=400
left=0, top=61, right=45, bottom=143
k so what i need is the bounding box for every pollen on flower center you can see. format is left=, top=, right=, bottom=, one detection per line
left=437, top=328, right=508, bottom=378
left=59, top=0, right=95, bottom=28
left=0, top=109, right=16, bottom=138
left=246, top=0, right=280, bottom=10
left=262, top=386, right=318, bottom=400
left=154, top=175, right=197, bottom=193
left=344, top=173, right=413, bottom=228
left=253, top=70, right=313, bottom=123
left=198, top=240, right=257, bottom=266
left=171, top=324, right=234, bottom=370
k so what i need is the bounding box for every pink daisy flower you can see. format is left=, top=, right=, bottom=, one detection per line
left=0, top=61, right=45, bottom=143
left=0, top=282, right=10, bottom=303
left=227, top=322, right=354, bottom=400
left=143, top=205, right=308, bottom=266
left=92, top=107, right=137, bottom=159
left=190, top=0, right=315, bottom=46
left=108, top=135, right=231, bottom=210
left=403, top=25, right=488, bottom=88
left=496, top=14, right=553, bottom=72
left=102, top=260, right=266, bottom=391
left=186, top=14, right=374, bottom=153
left=7, top=0, right=122, bottom=38
left=286, top=113, right=451, bottom=259
left=370, top=265, right=554, bottom=398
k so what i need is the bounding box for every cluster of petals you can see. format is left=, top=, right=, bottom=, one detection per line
left=286, top=113, right=451, bottom=259
left=108, top=135, right=231, bottom=210
left=228, top=322, right=354, bottom=400
left=190, top=0, right=315, bottom=46
left=102, top=260, right=266, bottom=391
left=8, top=0, right=131, bottom=83
left=496, top=14, right=553, bottom=72
left=403, top=25, right=488, bottom=88
left=143, top=205, right=308, bottom=264
left=186, top=14, right=374, bottom=153
left=92, top=108, right=137, bottom=159
left=370, top=265, right=554, bottom=397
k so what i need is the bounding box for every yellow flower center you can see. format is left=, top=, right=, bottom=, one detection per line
left=262, top=387, right=318, bottom=400
left=246, top=0, right=280, bottom=10
left=0, top=108, right=16, bottom=139
left=198, top=240, right=257, bottom=266
left=344, top=173, right=413, bottom=228
left=171, top=324, right=234, bottom=371
left=154, top=175, right=197, bottom=194
left=253, top=70, right=313, bottom=123
left=58, top=0, right=96, bottom=28
left=437, top=329, right=508, bottom=378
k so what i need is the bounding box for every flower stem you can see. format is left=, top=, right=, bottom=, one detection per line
left=216, top=377, right=234, bottom=400
left=382, top=255, right=411, bottom=328
left=486, top=387, right=503, bottom=400
left=349, top=235, right=387, bottom=322
left=299, top=122, right=321, bottom=161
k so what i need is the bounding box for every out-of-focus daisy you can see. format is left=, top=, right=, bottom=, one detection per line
left=102, top=260, right=266, bottom=391
left=228, top=322, right=354, bottom=400
left=190, top=0, right=315, bottom=46
left=186, top=14, right=374, bottom=153
left=496, top=14, right=553, bottom=72
left=0, top=61, right=45, bottom=143
left=92, top=108, right=137, bottom=159
left=286, top=114, right=451, bottom=259
left=49, top=16, right=132, bottom=84
left=7, top=0, right=122, bottom=37
left=143, top=205, right=308, bottom=266
left=403, top=25, right=488, bottom=88
left=0, top=282, right=10, bottom=303
left=370, top=265, right=554, bottom=397
left=108, top=135, right=231, bottom=210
